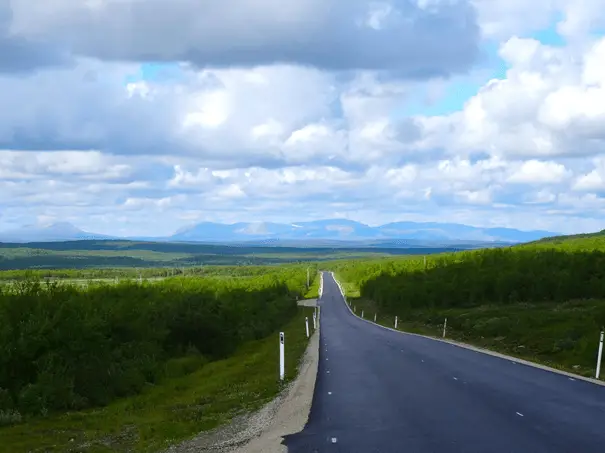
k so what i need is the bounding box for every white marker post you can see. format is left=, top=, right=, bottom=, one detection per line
left=443, top=318, right=448, bottom=338
left=374, top=313, right=377, bottom=323
left=313, top=311, right=317, bottom=330
left=395, top=316, right=398, bottom=329
left=305, top=317, right=310, bottom=338
left=354, top=306, right=356, bottom=313
left=279, top=332, right=285, bottom=381
left=361, top=310, right=364, bottom=319
left=596, top=330, right=604, bottom=379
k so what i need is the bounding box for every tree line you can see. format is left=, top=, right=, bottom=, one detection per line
left=329, top=247, right=605, bottom=317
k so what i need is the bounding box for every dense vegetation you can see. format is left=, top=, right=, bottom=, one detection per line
left=330, top=243, right=605, bottom=377
left=0, top=267, right=316, bottom=423
left=522, top=233, right=605, bottom=251
left=332, top=248, right=605, bottom=311
left=0, top=264, right=309, bottom=281
left=0, top=308, right=316, bottom=452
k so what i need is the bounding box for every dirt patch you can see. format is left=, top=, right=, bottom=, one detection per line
left=163, top=326, right=320, bottom=453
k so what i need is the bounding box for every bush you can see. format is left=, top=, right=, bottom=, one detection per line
left=0, top=266, right=316, bottom=418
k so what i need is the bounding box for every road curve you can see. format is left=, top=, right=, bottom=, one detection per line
left=283, top=272, right=605, bottom=452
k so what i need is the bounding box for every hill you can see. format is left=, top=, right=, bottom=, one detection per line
left=0, top=222, right=113, bottom=243
left=521, top=229, right=605, bottom=251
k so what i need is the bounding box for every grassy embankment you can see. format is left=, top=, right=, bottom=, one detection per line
left=0, top=267, right=318, bottom=452
left=328, top=236, right=605, bottom=380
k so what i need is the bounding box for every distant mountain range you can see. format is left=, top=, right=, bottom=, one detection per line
left=0, top=219, right=560, bottom=245
left=0, top=222, right=114, bottom=243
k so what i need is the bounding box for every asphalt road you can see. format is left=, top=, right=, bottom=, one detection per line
left=283, top=272, right=605, bottom=453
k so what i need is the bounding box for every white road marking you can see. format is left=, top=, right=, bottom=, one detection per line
left=328, top=392, right=332, bottom=395
left=331, top=437, right=338, bottom=443
left=327, top=370, right=330, bottom=374
left=421, top=360, right=424, bottom=363
left=516, top=412, right=524, bottom=417
left=511, top=361, right=517, bottom=364
left=453, top=377, right=458, bottom=381
left=568, top=378, right=576, bottom=381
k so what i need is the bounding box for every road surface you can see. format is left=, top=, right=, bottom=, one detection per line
left=283, top=272, right=605, bottom=452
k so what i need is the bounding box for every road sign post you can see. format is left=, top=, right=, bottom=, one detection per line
left=596, top=330, right=604, bottom=379
left=279, top=332, right=285, bottom=381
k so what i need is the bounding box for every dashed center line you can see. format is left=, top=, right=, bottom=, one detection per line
left=328, top=392, right=332, bottom=395
left=453, top=377, right=458, bottom=381
left=516, top=412, right=524, bottom=417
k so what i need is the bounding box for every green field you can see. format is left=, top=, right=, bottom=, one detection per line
left=0, top=239, right=473, bottom=270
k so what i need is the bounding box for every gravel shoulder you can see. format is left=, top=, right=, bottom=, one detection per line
left=163, top=323, right=320, bottom=453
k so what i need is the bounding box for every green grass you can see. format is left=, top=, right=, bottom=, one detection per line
left=0, top=307, right=316, bottom=453
left=338, top=275, right=605, bottom=380
left=303, top=272, right=321, bottom=299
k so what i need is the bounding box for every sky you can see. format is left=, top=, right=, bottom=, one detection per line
left=2, top=0, right=605, bottom=237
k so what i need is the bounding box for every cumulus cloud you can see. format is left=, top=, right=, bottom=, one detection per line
left=507, top=160, right=571, bottom=185
left=8, top=0, right=479, bottom=76
left=420, top=35, right=605, bottom=160
left=2, top=0, right=605, bottom=237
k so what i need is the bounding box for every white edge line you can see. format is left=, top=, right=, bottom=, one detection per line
left=328, top=272, right=605, bottom=388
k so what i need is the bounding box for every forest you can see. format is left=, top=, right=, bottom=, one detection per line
left=0, top=266, right=315, bottom=423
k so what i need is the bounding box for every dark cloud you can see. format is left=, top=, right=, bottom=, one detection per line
left=10, top=0, right=479, bottom=77
left=0, top=3, right=69, bottom=73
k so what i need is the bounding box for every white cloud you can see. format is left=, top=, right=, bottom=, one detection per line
left=0, top=150, right=131, bottom=179
left=470, top=0, right=556, bottom=39
left=422, top=35, right=605, bottom=160
left=572, top=157, right=605, bottom=191
left=471, top=0, right=605, bottom=41
left=507, top=160, right=571, bottom=184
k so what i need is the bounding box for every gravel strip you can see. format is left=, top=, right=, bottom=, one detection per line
left=163, top=324, right=320, bottom=453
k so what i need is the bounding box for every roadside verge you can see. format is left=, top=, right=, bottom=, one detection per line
left=331, top=272, right=605, bottom=388
left=165, top=310, right=320, bottom=453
